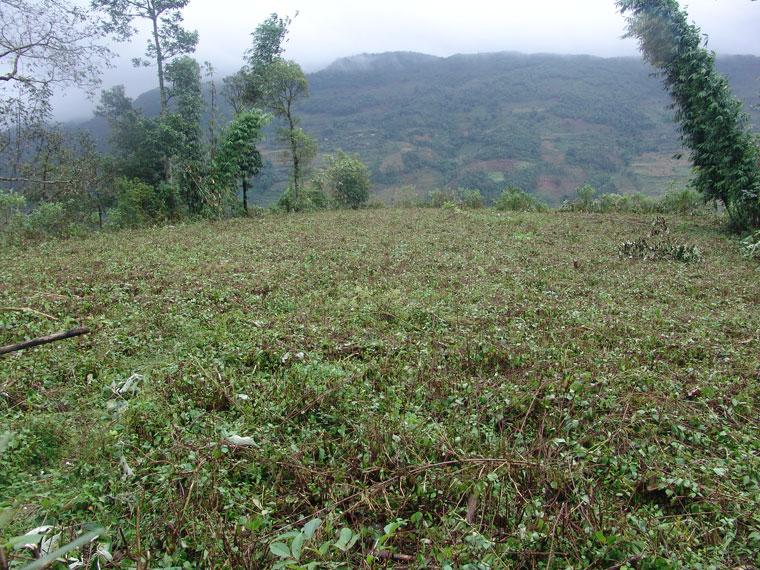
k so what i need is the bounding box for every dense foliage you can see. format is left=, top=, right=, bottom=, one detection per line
left=312, top=151, right=372, bottom=209
left=618, top=0, right=760, bottom=230
left=212, top=109, right=269, bottom=212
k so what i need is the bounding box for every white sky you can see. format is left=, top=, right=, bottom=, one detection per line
left=56, top=0, right=760, bottom=119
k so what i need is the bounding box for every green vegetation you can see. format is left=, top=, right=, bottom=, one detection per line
left=494, top=187, right=548, bottom=212
left=311, top=151, right=372, bottom=209
left=1, top=209, right=758, bottom=568
left=619, top=0, right=760, bottom=231
left=3, top=1, right=760, bottom=567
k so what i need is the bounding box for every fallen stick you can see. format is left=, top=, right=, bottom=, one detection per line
left=0, top=327, right=89, bottom=356
left=0, top=306, right=58, bottom=320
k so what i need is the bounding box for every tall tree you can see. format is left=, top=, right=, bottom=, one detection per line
left=203, top=61, right=218, bottom=159
left=618, top=0, right=760, bottom=230
left=1, top=0, right=110, bottom=182
left=223, top=13, right=291, bottom=115
left=262, top=59, right=314, bottom=204
left=165, top=56, right=206, bottom=213
left=243, top=13, right=291, bottom=107
left=91, top=0, right=198, bottom=116
left=96, top=85, right=180, bottom=185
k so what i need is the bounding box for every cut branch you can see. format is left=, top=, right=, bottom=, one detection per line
left=0, top=176, right=72, bottom=185
left=0, top=326, right=89, bottom=356
left=0, top=306, right=57, bottom=320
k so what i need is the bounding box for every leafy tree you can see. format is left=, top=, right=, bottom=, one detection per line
left=166, top=56, right=203, bottom=162
left=222, top=13, right=290, bottom=115
left=1, top=0, right=110, bottom=184
left=96, top=85, right=181, bottom=185
left=313, top=151, right=371, bottom=209
left=163, top=57, right=205, bottom=211
left=92, top=0, right=198, bottom=115
left=222, top=70, right=249, bottom=115
left=242, top=13, right=291, bottom=107
left=618, top=0, right=760, bottom=230
left=213, top=110, right=269, bottom=212
left=263, top=59, right=314, bottom=203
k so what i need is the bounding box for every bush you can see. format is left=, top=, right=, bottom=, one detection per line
left=565, top=184, right=708, bottom=216
left=0, top=190, right=25, bottom=227
left=390, top=185, right=423, bottom=208
left=277, top=186, right=328, bottom=212
left=494, top=187, right=547, bottom=212
left=660, top=188, right=704, bottom=215
left=741, top=230, right=760, bottom=260
left=23, top=202, right=69, bottom=239
left=575, top=184, right=596, bottom=209
left=461, top=189, right=484, bottom=209
left=0, top=190, right=26, bottom=244
left=427, top=189, right=453, bottom=208
left=312, top=151, right=371, bottom=209
left=108, top=178, right=177, bottom=229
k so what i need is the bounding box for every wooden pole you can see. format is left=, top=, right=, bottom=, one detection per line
left=0, top=327, right=89, bottom=356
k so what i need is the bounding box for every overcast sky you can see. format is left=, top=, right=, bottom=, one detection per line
left=56, top=0, right=760, bottom=120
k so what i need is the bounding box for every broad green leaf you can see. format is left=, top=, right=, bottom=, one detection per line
left=269, top=542, right=291, bottom=559
left=291, top=532, right=305, bottom=561
left=302, top=518, right=322, bottom=539
left=335, top=528, right=353, bottom=551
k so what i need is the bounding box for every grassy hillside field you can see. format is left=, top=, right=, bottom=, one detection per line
left=1, top=209, right=759, bottom=568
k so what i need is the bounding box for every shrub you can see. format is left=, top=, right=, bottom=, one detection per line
left=391, top=185, right=422, bottom=208
left=277, top=185, right=328, bottom=212
left=576, top=184, right=597, bottom=210
left=565, top=184, right=707, bottom=215
left=741, top=230, right=760, bottom=260
left=427, top=189, right=453, bottom=208
left=108, top=178, right=177, bottom=228
left=0, top=190, right=26, bottom=244
left=461, top=189, right=484, bottom=209
left=0, top=190, right=25, bottom=227
left=23, top=202, right=69, bottom=239
left=494, top=187, right=547, bottom=212
left=311, top=151, right=371, bottom=209
left=660, top=187, right=704, bottom=215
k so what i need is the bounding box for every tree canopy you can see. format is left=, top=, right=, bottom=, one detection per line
left=618, top=0, right=760, bottom=230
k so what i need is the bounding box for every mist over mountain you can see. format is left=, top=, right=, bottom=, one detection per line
left=68, top=50, right=760, bottom=205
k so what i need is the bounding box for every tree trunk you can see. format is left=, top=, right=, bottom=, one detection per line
left=149, top=8, right=172, bottom=182
left=150, top=11, right=167, bottom=116
left=287, top=109, right=300, bottom=206
left=242, top=177, right=248, bottom=213
left=208, top=75, right=217, bottom=160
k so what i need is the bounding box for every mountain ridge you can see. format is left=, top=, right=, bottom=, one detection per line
left=66, top=50, right=760, bottom=205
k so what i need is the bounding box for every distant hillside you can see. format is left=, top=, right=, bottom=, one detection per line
left=69, top=51, right=760, bottom=205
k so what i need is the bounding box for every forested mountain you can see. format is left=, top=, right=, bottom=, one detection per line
left=71, top=51, right=760, bottom=204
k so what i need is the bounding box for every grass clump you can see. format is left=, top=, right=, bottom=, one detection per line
left=1, top=209, right=758, bottom=568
